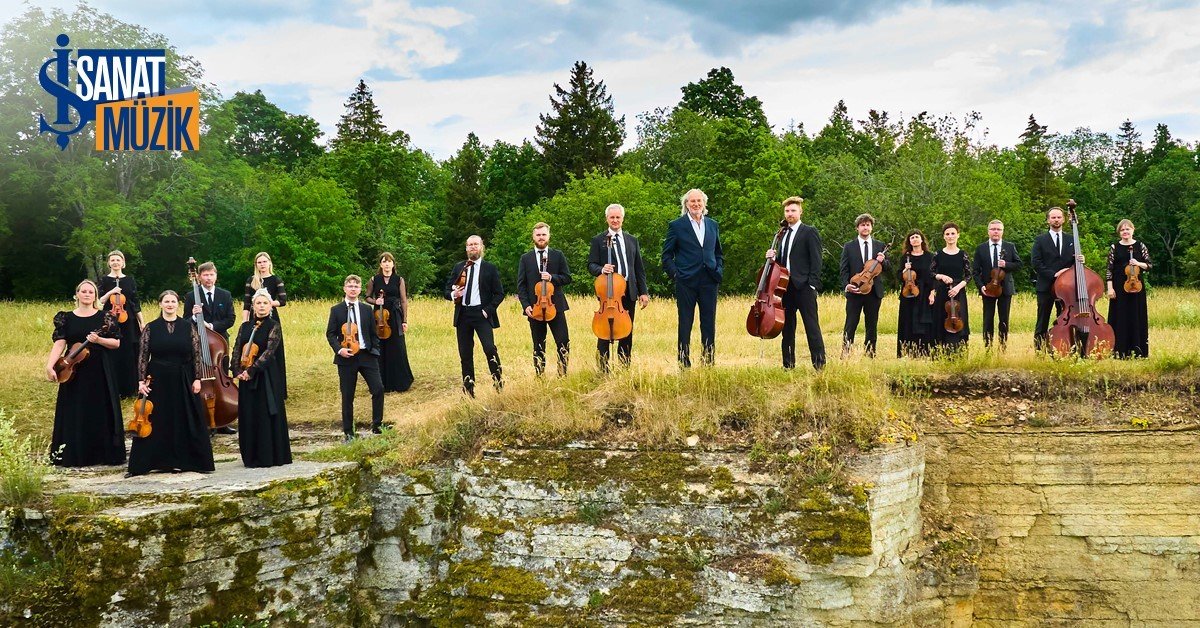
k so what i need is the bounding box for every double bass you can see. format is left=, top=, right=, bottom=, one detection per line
left=746, top=220, right=790, bottom=339
left=1047, top=200, right=1114, bottom=358
left=187, top=257, right=238, bottom=428
left=592, top=234, right=633, bottom=341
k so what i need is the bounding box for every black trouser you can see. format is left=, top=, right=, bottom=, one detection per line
left=1034, top=291, right=1064, bottom=351
left=674, top=275, right=718, bottom=366
left=597, top=296, right=636, bottom=372
left=782, top=286, right=826, bottom=370
left=457, top=307, right=502, bottom=393
left=529, top=313, right=570, bottom=376
left=981, top=293, right=1012, bottom=348
left=843, top=292, right=882, bottom=357
left=337, top=353, right=384, bottom=435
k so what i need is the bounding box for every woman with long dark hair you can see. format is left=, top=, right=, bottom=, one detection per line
left=930, top=223, right=972, bottom=355
left=896, top=229, right=935, bottom=357
left=365, top=252, right=414, bottom=394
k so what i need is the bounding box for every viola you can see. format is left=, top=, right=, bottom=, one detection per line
left=53, top=313, right=118, bottom=383
left=374, top=290, right=392, bottom=340
left=1047, top=200, right=1115, bottom=358
left=746, top=220, right=790, bottom=339
left=849, top=244, right=887, bottom=295
left=453, top=260, right=473, bottom=305
left=109, top=276, right=128, bottom=324
left=982, top=249, right=1006, bottom=298
left=530, top=252, right=558, bottom=322
left=187, top=257, right=238, bottom=429
left=592, top=234, right=633, bottom=341
left=900, top=255, right=920, bottom=299
left=1123, top=245, right=1143, bottom=294
left=944, top=295, right=964, bottom=333
left=127, top=375, right=153, bottom=438
left=341, top=303, right=361, bottom=356
left=240, top=320, right=262, bottom=369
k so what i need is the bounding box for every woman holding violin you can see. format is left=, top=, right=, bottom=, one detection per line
left=97, top=250, right=143, bottom=397
left=127, top=290, right=214, bottom=476
left=1105, top=219, right=1152, bottom=358
left=45, top=280, right=125, bottom=467
left=930, top=222, right=972, bottom=355
left=243, top=252, right=288, bottom=398
left=365, top=252, right=414, bottom=392
left=896, top=229, right=935, bottom=358
left=232, top=289, right=291, bottom=467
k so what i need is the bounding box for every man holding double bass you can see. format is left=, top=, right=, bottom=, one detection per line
left=972, top=220, right=1022, bottom=349
left=764, top=196, right=826, bottom=370
left=1031, top=207, right=1077, bottom=351
left=517, top=222, right=571, bottom=377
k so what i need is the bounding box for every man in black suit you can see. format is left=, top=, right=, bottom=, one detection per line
left=516, top=222, right=572, bottom=377
left=445, top=235, right=504, bottom=396
left=839, top=214, right=889, bottom=358
left=185, top=261, right=237, bottom=434
left=973, top=219, right=1023, bottom=349
left=662, top=188, right=724, bottom=367
left=325, top=274, right=384, bottom=440
left=1031, top=206, right=1077, bottom=351
left=588, top=203, right=650, bottom=372
left=765, top=196, right=826, bottom=370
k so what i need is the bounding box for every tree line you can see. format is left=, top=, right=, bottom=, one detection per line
left=2, top=4, right=1198, bottom=302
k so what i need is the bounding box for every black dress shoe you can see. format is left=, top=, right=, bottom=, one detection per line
left=343, top=433, right=356, bottom=443
left=371, top=425, right=384, bottom=435
left=214, top=426, right=237, bottom=435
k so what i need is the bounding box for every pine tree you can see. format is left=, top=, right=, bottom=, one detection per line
left=441, top=133, right=488, bottom=264
left=678, top=67, right=769, bottom=128
left=1019, top=114, right=1048, bottom=149
left=1116, top=119, right=1144, bottom=182
left=331, top=79, right=409, bottom=149
left=535, top=61, right=625, bottom=193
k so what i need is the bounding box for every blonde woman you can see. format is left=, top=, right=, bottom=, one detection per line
left=232, top=289, right=291, bottom=467
left=242, top=252, right=288, bottom=396
left=1105, top=219, right=1152, bottom=358
left=45, top=280, right=125, bottom=467
left=97, top=250, right=143, bottom=396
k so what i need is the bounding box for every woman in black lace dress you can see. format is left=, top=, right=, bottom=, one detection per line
left=896, top=229, right=936, bottom=358
left=232, top=289, right=291, bottom=467
left=930, top=223, right=972, bottom=355
left=365, top=252, right=414, bottom=393
left=97, top=250, right=143, bottom=397
left=1105, top=219, right=1152, bottom=358
left=44, top=280, right=125, bottom=467
left=243, top=252, right=287, bottom=397
left=127, top=290, right=214, bottom=476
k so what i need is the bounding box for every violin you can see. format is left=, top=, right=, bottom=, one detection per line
left=53, top=313, right=118, bottom=383
left=453, top=260, right=473, bottom=305
left=944, top=296, right=964, bottom=333
left=849, top=245, right=886, bottom=294
left=1047, top=200, right=1115, bottom=358
left=592, top=234, right=633, bottom=341
left=341, top=303, right=361, bottom=356
left=982, top=249, right=1006, bottom=298
left=530, top=252, right=557, bottom=322
left=374, top=290, right=392, bottom=340
left=187, top=257, right=238, bottom=428
left=900, top=255, right=920, bottom=299
left=240, top=320, right=262, bottom=369
left=1123, top=245, right=1143, bottom=294
left=746, top=220, right=790, bottom=339
left=127, top=376, right=153, bottom=438
left=109, top=276, right=128, bottom=324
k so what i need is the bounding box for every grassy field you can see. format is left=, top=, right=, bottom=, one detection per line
left=3, top=287, right=1200, bottom=458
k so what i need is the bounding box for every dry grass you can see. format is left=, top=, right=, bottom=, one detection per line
left=3, top=287, right=1199, bottom=464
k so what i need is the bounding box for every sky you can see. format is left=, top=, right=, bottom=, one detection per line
left=4, top=0, right=1198, bottom=158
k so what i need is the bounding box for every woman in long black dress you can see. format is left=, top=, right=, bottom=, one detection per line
left=97, top=250, right=143, bottom=397
left=232, top=289, right=291, bottom=467
left=365, top=252, right=414, bottom=393
left=930, top=223, right=972, bottom=355
left=1105, top=219, right=1152, bottom=358
left=44, top=280, right=125, bottom=467
left=127, top=290, right=215, bottom=476
left=243, top=252, right=287, bottom=397
left=896, top=229, right=936, bottom=358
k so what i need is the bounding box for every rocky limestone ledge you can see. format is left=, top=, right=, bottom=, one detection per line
left=359, top=443, right=927, bottom=626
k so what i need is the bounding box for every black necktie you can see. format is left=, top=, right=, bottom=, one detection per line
left=463, top=263, right=475, bottom=307
left=205, top=291, right=213, bottom=308
left=779, top=229, right=792, bottom=267
left=1053, top=233, right=1060, bottom=254
left=538, top=250, right=545, bottom=271
left=613, top=235, right=625, bottom=277
left=992, top=243, right=999, bottom=268
left=862, top=241, right=869, bottom=265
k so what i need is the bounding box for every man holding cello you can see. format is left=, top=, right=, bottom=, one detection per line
left=517, top=222, right=572, bottom=377
left=589, top=204, right=649, bottom=372
left=839, top=214, right=889, bottom=358
left=972, top=219, right=1021, bottom=349
left=765, top=196, right=826, bottom=370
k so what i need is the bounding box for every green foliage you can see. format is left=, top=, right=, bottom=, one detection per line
left=536, top=61, right=625, bottom=193
left=678, top=66, right=769, bottom=129
left=209, top=90, right=323, bottom=171
left=0, top=410, right=53, bottom=507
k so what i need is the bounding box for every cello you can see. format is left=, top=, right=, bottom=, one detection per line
left=592, top=234, right=633, bottom=341
left=746, top=220, right=790, bottom=339
left=1047, top=200, right=1115, bottom=358
left=187, top=257, right=238, bottom=428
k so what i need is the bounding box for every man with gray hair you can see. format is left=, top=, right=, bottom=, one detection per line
left=662, top=188, right=723, bottom=366
left=588, top=203, right=649, bottom=372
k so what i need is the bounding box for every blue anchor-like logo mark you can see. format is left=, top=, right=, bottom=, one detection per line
left=38, top=34, right=94, bottom=150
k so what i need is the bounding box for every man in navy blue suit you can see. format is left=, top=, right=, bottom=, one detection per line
left=662, top=188, right=724, bottom=367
